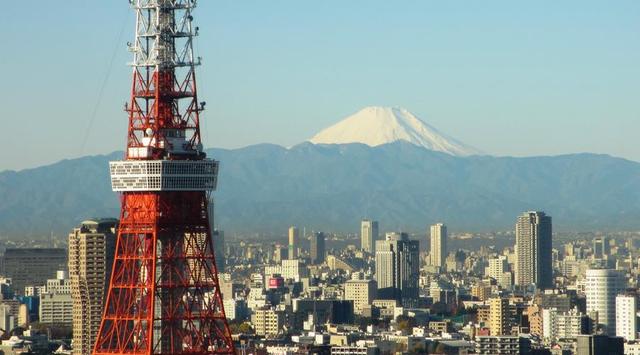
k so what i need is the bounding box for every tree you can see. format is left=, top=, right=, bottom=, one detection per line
left=395, top=315, right=416, bottom=333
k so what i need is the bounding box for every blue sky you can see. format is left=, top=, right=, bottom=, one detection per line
left=1, top=1, right=638, bottom=170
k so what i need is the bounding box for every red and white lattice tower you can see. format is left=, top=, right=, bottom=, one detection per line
left=94, top=1, right=235, bottom=354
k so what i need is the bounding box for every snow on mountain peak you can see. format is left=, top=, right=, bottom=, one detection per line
left=309, top=106, right=480, bottom=156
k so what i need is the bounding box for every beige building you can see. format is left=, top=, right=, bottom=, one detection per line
left=18, top=304, right=29, bottom=328
left=429, top=223, right=447, bottom=268
left=288, top=226, right=299, bottom=259
left=68, top=219, right=117, bottom=355
left=252, top=308, right=286, bottom=337
left=472, top=283, right=492, bottom=302
left=489, top=297, right=510, bottom=336
left=345, top=276, right=377, bottom=315
left=360, top=219, right=378, bottom=253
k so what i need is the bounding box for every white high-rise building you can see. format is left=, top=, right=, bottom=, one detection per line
left=430, top=223, right=447, bottom=268
left=486, top=256, right=507, bottom=279
left=288, top=226, right=299, bottom=259
left=485, top=256, right=512, bottom=289
left=585, top=268, right=626, bottom=335
left=616, top=293, right=637, bottom=341
left=542, top=308, right=587, bottom=342
left=360, top=219, right=379, bottom=253
left=264, top=259, right=309, bottom=283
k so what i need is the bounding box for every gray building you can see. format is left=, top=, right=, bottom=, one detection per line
left=213, top=229, right=226, bottom=272
left=515, top=211, right=552, bottom=289
left=375, top=233, right=419, bottom=306
left=593, top=236, right=610, bottom=259
left=576, top=334, right=623, bottom=355
left=310, top=232, right=326, bottom=264
left=2, top=248, right=67, bottom=295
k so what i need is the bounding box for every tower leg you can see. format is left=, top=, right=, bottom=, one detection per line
left=94, top=194, right=235, bottom=354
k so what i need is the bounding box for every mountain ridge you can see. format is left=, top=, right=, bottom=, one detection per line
left=1, top=142, right=639, bottom=238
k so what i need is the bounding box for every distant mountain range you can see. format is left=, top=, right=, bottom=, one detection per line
left=1, top=142, right=639, bottom=238
left=1, top=107, right=639, bottom=238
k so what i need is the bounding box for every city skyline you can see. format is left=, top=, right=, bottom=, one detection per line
left=1, top=1, right=639, bottom=354
left=1, top=1, right=640, bottom=170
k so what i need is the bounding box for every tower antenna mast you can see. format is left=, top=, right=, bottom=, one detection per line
left=94, top=0, right=235, bottom=353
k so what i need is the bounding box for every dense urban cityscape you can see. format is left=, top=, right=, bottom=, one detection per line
left=0, top=211, right=639, bottom=354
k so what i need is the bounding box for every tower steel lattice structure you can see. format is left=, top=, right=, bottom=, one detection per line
left=93, top=1, right=235, bottom=354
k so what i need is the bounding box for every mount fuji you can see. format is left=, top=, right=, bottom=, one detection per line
left=309, top=106, right=481, bottom=156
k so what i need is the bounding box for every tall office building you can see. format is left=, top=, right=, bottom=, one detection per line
left=430, top=223, right=447, bottom=268
left=375, top=233, right=420, bottom=305
left=515, top=211, right=552, bottom=289
left=288, top=226, right=299, bottom=259
left=593, top=236, right=610, bottom=259
left=310, top=232, right=326, bottom=264
left=616, top=293, right=637, bottom=341
left=68, top=219, right=117, bottom=355
left=213, top=229, right=226, bottom=272
left=360, top=219, right=379, bottom=253
left=585, top=268, right=625, bottom=335
left=208, top=198, right=226, bottom=272
left=2, top=248, right=67, bottom=295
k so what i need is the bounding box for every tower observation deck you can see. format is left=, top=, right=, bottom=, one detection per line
left=94, top=1, right=236, bottom=354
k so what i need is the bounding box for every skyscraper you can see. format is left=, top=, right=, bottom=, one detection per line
left=515, top=211, right=553, bottom=289
left=586, top=268, right=625, bottom=335
left=430, top=223, right=447, bottom=268
left=360, top=219, right=379, bottom=253
left=213, top=229, right=226, bottom=272
left=593, top=236, right=610, bottom=259
left=208, top=198, right=226, bottom=272
left=68, top=219, right=117, bottom=355
left=288, top=226, right=299, bottom=259
left=310, top=232, right=326, bottom=264
left=375, top=233, right=420, bottom=306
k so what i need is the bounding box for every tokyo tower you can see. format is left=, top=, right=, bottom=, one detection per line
left=94, top=1, right=236, bottom=354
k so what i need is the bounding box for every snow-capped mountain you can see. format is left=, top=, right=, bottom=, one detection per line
left=309, top=106, right=481, bottom=156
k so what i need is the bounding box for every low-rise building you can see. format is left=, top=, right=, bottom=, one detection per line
left=476, top=336, right=531, bottom=355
